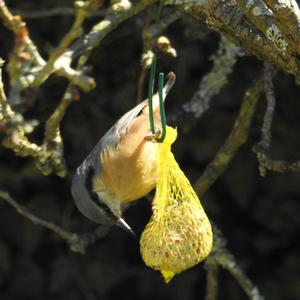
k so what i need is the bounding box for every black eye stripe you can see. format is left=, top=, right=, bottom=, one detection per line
left=84, top=166, right=117, bottom=220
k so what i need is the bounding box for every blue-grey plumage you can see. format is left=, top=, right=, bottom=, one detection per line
left=71, top=72, right=176, bottom=234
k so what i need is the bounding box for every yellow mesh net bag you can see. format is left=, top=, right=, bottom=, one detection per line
left=140, top=126, right=213, bottom=283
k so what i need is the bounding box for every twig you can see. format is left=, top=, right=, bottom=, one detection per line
left=253, top=63, right=300, bottom=175
left=210, top=225, right=264, bottom=300
left=0, top=1, right=98, bottom=176
left=1, top=0, right=96, bottom=93
left=137, top=8, right=155, bottom=103
left=146, top=9, right=181, bottom=40
left=0, top=58, right=11, bottom=123
left=37, top=52, right=93, bottom=177
left=194, top=71, right=264, bottom=196
left=0, top=190, right=80, bottom=252
left=137, top=9, right=180, bottom=103
left=31, top=0, right=99, bottom=90
left=0, top=0, right=45, bottom=66
left=0, top=58, right=7, bottom=103
left=260, top=63, right=276, bottom=151
left=35, top=0, right=157, bottom=89
left=0, top=58, right=41, bottom=156
left=5, top=0, right=300, bottom=89
left=1, top=1, right=161, bottom=175
left=1, top=0, right=45, bottom=103
left=169, top=38, right=244, bottom=129
left=0, top=190, right=110, bottom=254
left=12, top=7, right=107, bottom=19
left=204, top=257, right=219, bottom=300
left=0, top=58, right=65, bottom=177
left=62, top=0, right=158, bottom=64
left=46, top=52, right=93, bottom=138
left=255, top=158, right=300, bottom=173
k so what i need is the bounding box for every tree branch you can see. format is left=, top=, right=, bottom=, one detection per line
left=265, top=0, right=300, bottom=55
left=1, top=3, right=295, bottom=298
left=0, top=1, right=100, bottom=176
left=36, top=0, right=158, bottom=88
left=12, top=7, right=107, bottom=19
left=260, top=63, right=276, bottom=151
left=0, top=190, right=110, bottom=255
left=1, top=59, right=66, bottom=175
left=165, top=0, right=300, bottom=79
left=1, top=0, right=97, bottom=94
left=0, top=58, right=41, bottom=156
left=137, top=8, right=180, bottom=103
left=169, top=37, right=244, bottom=129
left=253, top=63, right=300, bottom=175
left=0, top=0, right=45, bottom=66
left=210, top=225, right=264, bottom=300
left=37, top=52, right=93, bottom=177
left=194, top=70, right=264, bottom=196
left=236, top=0, right=290, bottom=55
left=204, top=257, right=219, bottom=300
left=31, top=0, right=100, bottom=90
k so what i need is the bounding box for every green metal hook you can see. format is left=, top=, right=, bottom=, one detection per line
left=157, top=72, right=167, bottom=142
left=148, top=60, right=167, bottom=143
left=148, top=55, right=157, bottom=135
left=147, top=0, right=167, bottom=142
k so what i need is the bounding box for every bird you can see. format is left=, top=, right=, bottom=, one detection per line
left=71, top=72, right=176, bottom=235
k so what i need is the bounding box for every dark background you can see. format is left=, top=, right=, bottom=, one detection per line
left=1, top=1, right=300, bottom=300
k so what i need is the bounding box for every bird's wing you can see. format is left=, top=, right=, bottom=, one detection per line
left=81, top=98, right=149, bottom=172
left=84, top=72, right=176, bottom=168
left=101, top=98, right=149, bottom=151
left=103, top=72, right=176, bottom=150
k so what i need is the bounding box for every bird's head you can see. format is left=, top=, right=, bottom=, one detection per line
left=71, top=165, right=135, bottom=236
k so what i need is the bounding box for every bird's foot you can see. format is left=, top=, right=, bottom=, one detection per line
left=144, top=130, right=161, bottom=142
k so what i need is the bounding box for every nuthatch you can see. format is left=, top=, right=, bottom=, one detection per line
left=71, top=72, right=176, bottom=235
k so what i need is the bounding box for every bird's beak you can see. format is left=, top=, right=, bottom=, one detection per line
left=116, top=218, right=136, bottom=237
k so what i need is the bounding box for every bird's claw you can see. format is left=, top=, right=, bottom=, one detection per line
left=144, top=131, right=161, bottom=142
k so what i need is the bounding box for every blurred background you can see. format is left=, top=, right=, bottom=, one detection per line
left=0, top=1, right=300, bottom=300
